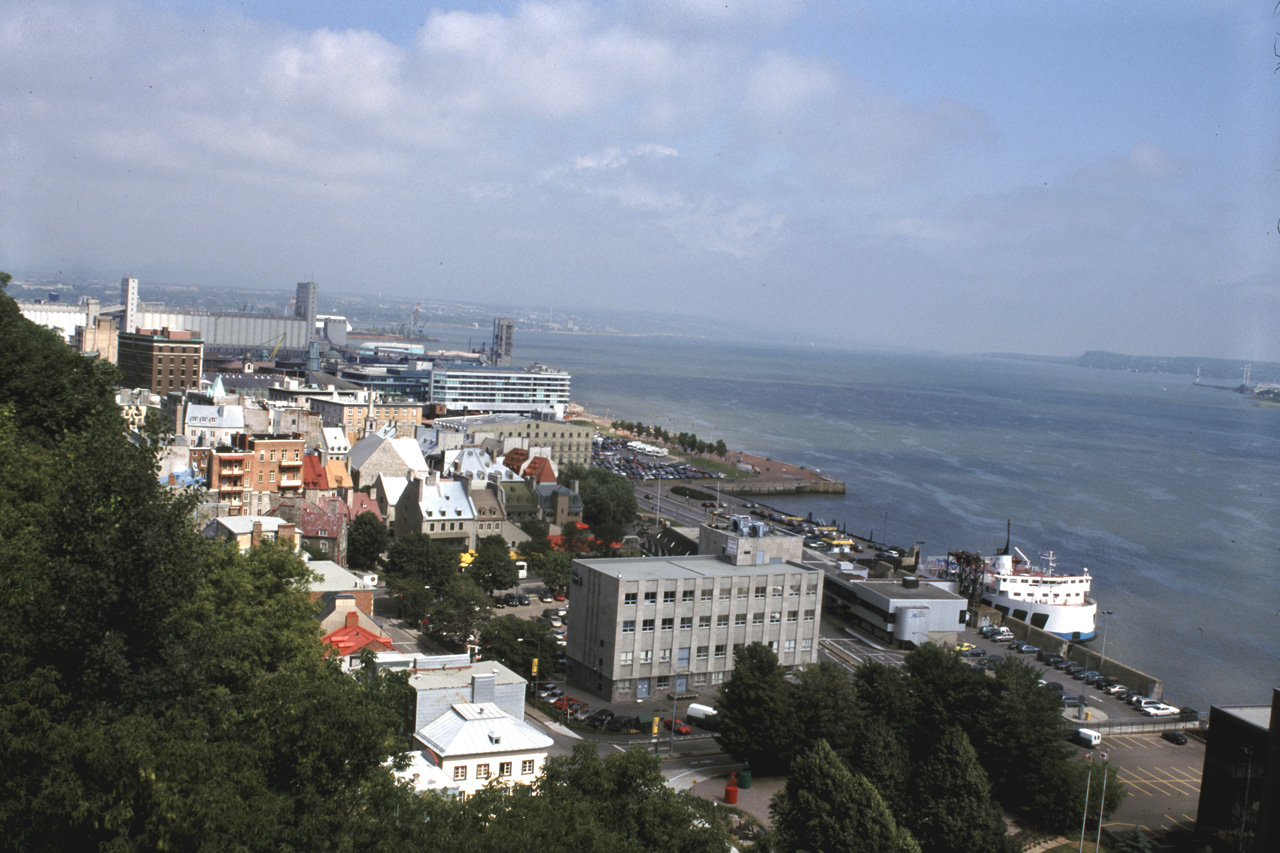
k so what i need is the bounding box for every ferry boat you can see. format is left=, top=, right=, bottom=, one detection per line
left=978, top=548, right=1097, bottom=641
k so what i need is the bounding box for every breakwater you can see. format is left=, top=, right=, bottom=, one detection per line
left=724, top=479, right=846, bottom=496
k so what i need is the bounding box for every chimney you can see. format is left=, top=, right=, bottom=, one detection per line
left=345, top=610, right=360, bottom=628
left=279, top=522, right=296, bottom=545
left=251, top=520, right=263, bottom=546
left=471, top=671, right=496, bottom=704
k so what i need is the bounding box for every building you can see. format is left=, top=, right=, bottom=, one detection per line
left=294, top=281, right=318, bottom=327
left=433, top=413, right=592, bottom=468
left=308, top=391, right=423, bottom=445
left=427, top=362, right=570, bottom=417
left=203, top=433, right=306, bottom=515
left=413, top=702, right=552, bottom=800
left=395, top=473, right=477, bottom=550
left=201, top=516, right=300, bottom=552
left=1195, top=689, right=1280, bottom=852
left=404, top=656, right=529, bottom=728
left=491, top=317, right=514, bottom=366
left=823, top=574, right=967, bottom=649
left=117, top=327, right=204, bottom=393
left=565, top=519, right=825, bottom=703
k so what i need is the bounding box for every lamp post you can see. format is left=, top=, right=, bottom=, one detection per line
left=1093, top=610, right=1114, bottom=706
left=1094, top=751, right=1109, bottom=852
left=669, top=670, right=691, bottom=754
left=1078, top=752, right=1094, bottom=853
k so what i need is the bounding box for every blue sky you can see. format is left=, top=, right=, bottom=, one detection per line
left=2, top=0, right=1276, bottom=357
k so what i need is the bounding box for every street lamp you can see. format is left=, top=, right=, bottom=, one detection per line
left=669, top=669, right=691, bottom=754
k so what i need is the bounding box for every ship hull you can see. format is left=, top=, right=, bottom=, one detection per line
left=980, top=594, right=1097, bottom=642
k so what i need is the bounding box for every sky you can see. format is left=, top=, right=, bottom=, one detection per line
left=2, top=0, right=1278, bottom=358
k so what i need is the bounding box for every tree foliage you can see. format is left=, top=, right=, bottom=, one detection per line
left=468, top=533, right=517, bottom=594
left=770, top=739, right=920, bottom=853
left=715, top=642, right=798, bottom=775
left=533, top=549, right=573, bottom=590
left=478, top=614, right=557, bottom=681
left=0, top=289, right=428, bottom=849
left=346, top=510, right=389, bottom=571
left=558, top=461, right=637, bottom=548
left=903, top=726, right=1015, bottom=853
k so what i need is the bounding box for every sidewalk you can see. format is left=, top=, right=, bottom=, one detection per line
left=688, top=773, right=784, bottom=830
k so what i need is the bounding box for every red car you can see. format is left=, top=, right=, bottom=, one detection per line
left=552, top=696, right=580, bottom=711
left=553, top=589, right=567, bottom=601
left=663, top=718, right=691, bottom=735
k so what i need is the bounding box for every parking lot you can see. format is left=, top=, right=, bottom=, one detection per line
left=1100, top=730, right=1204, bottom=849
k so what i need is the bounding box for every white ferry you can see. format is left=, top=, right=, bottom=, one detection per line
left=979, top=548, right=1097, bottom=641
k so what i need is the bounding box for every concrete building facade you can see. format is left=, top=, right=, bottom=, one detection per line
left=565, top=547, right=825, bottom=703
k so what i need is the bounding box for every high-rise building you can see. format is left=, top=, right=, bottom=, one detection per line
left=295, top=281, right=318, bottom=330
left=491, top=317, right=514, bottom=366
left=121, top=276, right=139, bottom=333
left=117, top=327, right=204, bottom=394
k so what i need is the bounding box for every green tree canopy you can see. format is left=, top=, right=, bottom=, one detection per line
left=346, top=510, right=389, bottom=571
left=770, top=739, right=921, bottom=853
left=533, top=549, right=573, bottom=590
left=478, top=614, right=557, bottom=681
left=791, top=660, right=862, bottom=758
left=468, top=533, right=517, bottom=594
left=715, top=642, right=799, bottom=775
left=559, top=461, right=637, bottom=547
left=904, top=726, right=1015, bottom=853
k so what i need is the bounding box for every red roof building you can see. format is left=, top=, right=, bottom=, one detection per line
left=322, top=610, right=396, bottom=657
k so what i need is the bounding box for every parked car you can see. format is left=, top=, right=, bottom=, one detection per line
left=540, top=588, right=556, bottom=602
left=1062, top=695, right=1081, bottom=708
left=1044, top=655, right=1066, bottom=668
left=536, top=683, right=563, bottom=700
left=606, top=714, right=639, bottom=734
left=663, top=718, right=691, bottom=735
left=1073, top=669, right=1100, bottom=681
left=571, top=704, right=594, bottom=721
left=1141, top=704, right=1180, bottom=717
left=960, top=648, right=986, bottom=659
left=1042, top=681, right=1065, bottom=693
left=1161, top=730, right=1189, bottom=745
left=955, top=642, right=978, bottom=652
left=585, top=709, right=615, bottom=728
left=553, top=590, right=567, bottom=601
left=552, top=696, right=581, bottom=711
left=1103, top=682, right=1130, bottom=695
left=517, top=593, right=531, bottom=606
left=978, top=626, right=1000, bottom=639
left=1016, top=643, right=1039, bottom=655
left=504, top=593, right=521, bottom=608
left=491, top=596, right=506, bottom=609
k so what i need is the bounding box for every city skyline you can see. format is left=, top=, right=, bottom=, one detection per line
left=2, top=0, right=1277, bottom=359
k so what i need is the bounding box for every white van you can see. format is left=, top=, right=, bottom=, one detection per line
left=1073, top=728, right=1102, bottom=747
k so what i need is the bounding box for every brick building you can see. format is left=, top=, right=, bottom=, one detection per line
left=117, top=328, right=204, bottom=393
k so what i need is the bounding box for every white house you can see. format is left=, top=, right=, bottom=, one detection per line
left=413, top=702, right=553, bottom=799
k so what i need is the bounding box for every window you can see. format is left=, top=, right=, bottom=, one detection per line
left=711, top=671, right=725, bottom=684
left=682, top=590, right=695, bottom=602
left=453, top=766, right=468, bottom=781
left=772, top=586, right=783, bottom=598
left=699, top=615, right=711, bottom=628
left=640, top=649, right=652, bottom=663
left=642, top=619, right=654, bottom=633
left=677, top=647, right=690, bottom=667
left=269, top=450, right=276, bottom=461
left=660, top=648, right=671, bottom=663
left=753, top=613, right=765, bottom=625
left=477, top=764, right=490, bottom=779
left=623, top=620, right=636, bottom=634
left=696, top=645, right=709, bottom=660
left=656, top=676, right=670, bottom=689
left=258, top=472, right=263, bottom=483
left=804, top=609, right=816, bottom=621
left=769, top=612, right=781, bottom=623
left=717, top=614, right=729, bottom=628
left=785, top=639, right=796, bottom=653
left=522, top=760, right=535, bottom=775
left=733, top=643, right=744, bottom=656
left=715, top=644, right=727, bottom=658
left=790, top=583, right=801, bottom=597
left=624, top=592, right=637, bottom=606
left=693, top=673, right=707, bottom=686
left=802, top=638, right=813, bottom=652
left=787, top=611, right=798, bottom=623
left=661, top=618, right=674, bottom=631
left=737, top=588, right=748, bottom=600
left=807, top=582, right=819, bottom=594
left=663, top=590, right=676, bottom=604
left=680, top=616, right=693, bottom=630
left=754, top=586, right=766, bottom=599
left=644, top=591, right=657, bottom=604
left=620, top=651, right=633, bottom=665
left=769, top=640, right=779, bottom=653
left=499, top=762, right=512, bottom=777
left=720, top=590, right=731, bottom=601
left=268, top=471, right=275, bottom=483
left=701, top=589, right=713, bottom=602
left=735, top=614, right=747, bottom=627
left=294, top=449, right=300, bottom=460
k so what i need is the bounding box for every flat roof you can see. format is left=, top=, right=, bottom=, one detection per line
left=577, top=554, right=820, bottom=582
left=843, top=577, right=966, bottom=602
left=1216, top=704, right=1272, bottom=730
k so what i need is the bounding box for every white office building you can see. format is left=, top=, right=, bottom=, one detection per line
left=428, top=362, right=570, bottom=417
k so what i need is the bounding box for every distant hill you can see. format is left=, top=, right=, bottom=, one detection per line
left=986, top=350, right=1280, bottom=384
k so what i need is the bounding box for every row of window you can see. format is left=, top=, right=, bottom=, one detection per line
left=623, top=584, right=816, bottom=606
left=451, top=759, right=535, bottom=781
left=617, top=637, right=812, bottom=666
left=622, top=610, right=816, bottom=632
left=615, top=671, right=724, bottom=692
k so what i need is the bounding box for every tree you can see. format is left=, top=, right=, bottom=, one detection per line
left=0, top=290, right=429, bottom=849
left=383, top=532, right=457, bottom=620
left=714, top=439, right=728, bottom=458
left=770, top=739, right=920, bottom=853
left=517, top=520, right=552, bottom=559
left=845, top=716, right=911, bottom=819
left=477, top=615, right=557, bottom=681
left=715, top=642, right=799, bottom=775
left=467, top=534, right=517, bottom=594
left=533, top=549, right=573, bottom=590
left=790, top=661, right=861, bottom=757
left=346, top=510, right=389, bottom=571
left=559, top=462, right=637, bottom=547
left=427, top=576, right=491, bottom=646
left=904, top=726, right=1014, bottom=853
